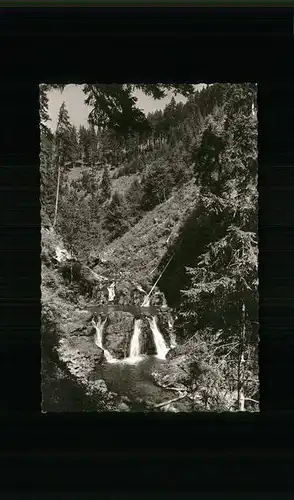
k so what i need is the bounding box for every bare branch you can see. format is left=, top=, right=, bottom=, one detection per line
left=244, top=397, right=259, bottom=404
left=152, top=391, right=188, bottom=409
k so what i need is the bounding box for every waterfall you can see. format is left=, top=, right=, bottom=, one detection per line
left=141, top=294, right=150, bottom=308
left=108, top=282, right=116, bottom=302
left=92, top=316, right=114, bottom=362
left=55, top=245, right=71, bottom=263
left=129, top=318, right=142, bottom=358
left=148, top=316, right=169, bottom=360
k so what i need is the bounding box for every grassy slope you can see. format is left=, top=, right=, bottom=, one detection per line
left=96, top=180, right=199, bottom=286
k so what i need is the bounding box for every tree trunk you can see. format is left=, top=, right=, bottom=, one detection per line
left=237, top=302, right=246, bottom=411
left=53, top=160, right=61, bottom=228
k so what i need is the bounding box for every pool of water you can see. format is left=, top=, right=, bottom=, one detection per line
left=99, top=355, right=175, bottom=406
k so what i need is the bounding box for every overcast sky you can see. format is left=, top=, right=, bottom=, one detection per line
left=45, top=84, right=206, bottom=132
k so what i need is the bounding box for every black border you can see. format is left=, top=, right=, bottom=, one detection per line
left=0, top=5, right=294, bottom=492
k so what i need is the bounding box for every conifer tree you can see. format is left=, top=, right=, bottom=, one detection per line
left=78, top=125, right=92, bottom=167
left=124, top=178, right=144, bottom=225
left=103, top=191, right=129, bottom=240
left=53, top=102, right=74, bottom=227
left=179, top=83, right=258, bottom=410
left=40, top=85, right=51, bottom=136
left=69, top=125, right=79, bottom=164
left=40, top=128, right=55, bottom=223
left=163, top=96, right=178, bottom=133
left=100, top=166, right=111, bottom=201
left=141, top=159, right=174, bottom=210
left=88, top=123, right=98, bottom=168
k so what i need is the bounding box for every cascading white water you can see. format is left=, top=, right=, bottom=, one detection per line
left=127, top=291, right=148, bottom=361
left=148, top=316, right=169, bottom=360
left=55, top=245, right=72, bottom=263
left=108, top=282, right=116, bottom=302
left=92, top=290, right=173, bottom=366
left=129, top=318, right=142, bottom=358
left=92, top=316, right=114, bottom=362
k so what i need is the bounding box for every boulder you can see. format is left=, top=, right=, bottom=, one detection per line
left=118, top=402, right=131, bottom=412
left=58, top=307, right=94, bottom=338
left=67, top=322, right=88, bottom=336
left=73, top=309, right=92, bottom=322
left=141, top=317, right=157, bottom=356
left=60, top=321, right=93, bottom=338
left=103, top=310, right=134, bottom=358
left=58, top=336, right=106, bottom=386
left=92, top=379, right=108, bottom=394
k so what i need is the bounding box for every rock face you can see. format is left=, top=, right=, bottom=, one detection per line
left=156, top=314, right=171, bottom=348
left=58, top=336, right=106, bottom=384
left=42, top=225, right=212, bottom=412
left=141, top=317, right=157, bottom=356
left=61, top=323, right=90, bottom=337
left=103, top=310, right=134, bottom=359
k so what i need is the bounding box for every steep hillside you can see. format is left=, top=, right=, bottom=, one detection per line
left=94, top=180, right=199, bottom=287
left=41, top=227, right=155, bottom=411
left=41, top=83, right=258, bottom=412
left=41, top=224, right=205, bottom=412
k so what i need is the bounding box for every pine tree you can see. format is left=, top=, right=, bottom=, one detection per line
left=40, top=128, right=56, bottom=223
left=168, top=150, right=192, bottom=186
left=69, top=125, right=79, bottom=165
left=88, top=123, right=98, bottom=168
left=168, top=127, right=178, bottom=148
left=40, top=86, right=59, bottom=224
left=53, top=102, right=74, bottom=227
left=124, top=178, right=144, bottom=225
left=78, top=125, right=92, bottom=167
left=83, top=83, right=195, bottom=135
left=41, top=84, right=196, bottom=138
left=163, top=96, right=177, bottom=133
left=40, top=84, right=51, bottom=136
left=179, top=83, right=258, bottom=410
left=194, top=124, right=225, bottom=193
left=141, top=159, right=174, bottom=210
left=103, top=191, right=129, bottom=240
left=58, top=187, right=93, bottom=261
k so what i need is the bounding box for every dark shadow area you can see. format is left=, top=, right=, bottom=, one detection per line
left=159, top=201, right=227, bottom=309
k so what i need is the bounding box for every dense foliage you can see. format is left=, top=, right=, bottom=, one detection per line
left=41, top=83, right=258, bottom=411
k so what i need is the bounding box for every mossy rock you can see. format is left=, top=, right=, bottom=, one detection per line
left=104, top=310, right=134, bottom=358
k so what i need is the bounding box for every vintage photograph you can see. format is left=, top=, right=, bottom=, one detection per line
left=41, top=83, right=258, bottom=412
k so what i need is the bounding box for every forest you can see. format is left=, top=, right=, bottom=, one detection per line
left=41, top=83, right=259, bottom=412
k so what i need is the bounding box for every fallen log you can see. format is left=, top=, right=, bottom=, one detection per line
left=152, top=390, right=188, bottom=409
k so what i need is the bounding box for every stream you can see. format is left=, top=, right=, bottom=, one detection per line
left=100, top=355, right=175, bottom=406
left=90, top=293, right=178, bottom=406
